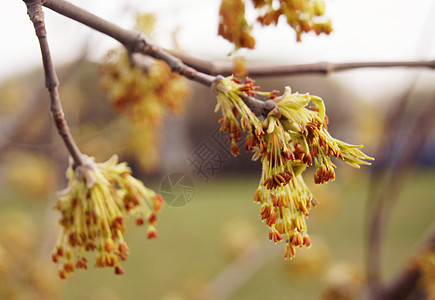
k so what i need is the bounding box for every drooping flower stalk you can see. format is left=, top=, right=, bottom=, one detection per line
left=213, top=76, right=373, bottom=259
left=213, top=76, right=266, bottom=156
left=52, top=155, right=164, bottom=279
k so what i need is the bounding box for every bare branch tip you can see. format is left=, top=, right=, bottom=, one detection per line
left=130, top=32, right=149, bottom=53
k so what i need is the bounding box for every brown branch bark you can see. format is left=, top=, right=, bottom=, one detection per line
left=173, top=51, right=435, bottom=77
left=37, top=0, right=435, bottom=120
left=41, top=0, right=276, bottom=118
left=42, top=0, right=213, bottom=84
left=24, top=0, right=84, bottom=167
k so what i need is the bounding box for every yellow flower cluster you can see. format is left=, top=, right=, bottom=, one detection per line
left=214, top=76, right=265, bottom=156
left=255, top=0, right=333, bottom=42
left=218, top=0, right=256, bottom=50
left=219, top=0, right=332, bottom=51
left=213, top=77, right=373, bottom=259
left=100, top=13, right=191, bottom=172
left=100, top=50, right=191, bottom=171
left=52, top=155, right=163, bottom=279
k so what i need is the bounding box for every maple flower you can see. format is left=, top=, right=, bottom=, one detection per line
left=220, top=0, right=332, bottom=50
left=218, top=0, right=255, bottom=50
left=254, top=86, right=373, bottom=258
left=212, top=75, right=265, bottom=156
left=51, top=155, right=163, bottom=279
left=213, top=76, right=373, bottom=259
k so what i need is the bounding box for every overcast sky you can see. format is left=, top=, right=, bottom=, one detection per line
left=2, top=0, right=435, bottom=95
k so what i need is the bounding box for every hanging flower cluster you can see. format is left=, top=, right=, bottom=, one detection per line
left=100, top=49, right=190, bottom=171
left=218, top=0, right=256, bottom=50
left=254, top=0, right=333, bottom=42
left=213, top=76, right=269, bottom=157
left=100, top=13, right=191, bottom=172
left=218, top=0, right=332, bottom=51
left=213, top=76, right=373, bottom=259
left=51, top=155, right=164, bottom=279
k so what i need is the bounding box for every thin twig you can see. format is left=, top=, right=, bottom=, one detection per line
left=42, top=0, right=213, bottom=84
left=24, top=0, right=84, bottom=167
left=41, top=0, right=275, bottom=118
left=366, top=96, right=435, bottom=299
left=365, top=82, right=416, bottom=297
left=365, top=1, right=435, bottom=295
left=173, top=51, right=435, bottom=77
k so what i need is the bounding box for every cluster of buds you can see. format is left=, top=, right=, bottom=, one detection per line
left=100, top=13, right=191, bottom=172
left=213, top=76, right=266, bottom=156
left=100, top=49, right=190, bottom=171
left=219, top=0, right=332, bottom=51
left=212, top=76, right=373, bottom=259
left=218, top=0, right=256, bottom=51
left=255, top=0, right=333, bottom=42
left=254, top=173, right=316, bottom=259
left=52, top=155, right=164, bottom=279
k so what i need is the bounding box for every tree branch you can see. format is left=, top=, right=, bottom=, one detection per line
left=365, top=83, right=416, bottom=297
left=42, top=0, right=213, bottom=84
left=366, top=93, right=435, bottom=299
left=173, top=51, right=435, bottom=77
left=41, top=0, right=275, bottom=117
left=382, top=224, right=435, bottom=300
left=24, top=0, right=84, bottom=167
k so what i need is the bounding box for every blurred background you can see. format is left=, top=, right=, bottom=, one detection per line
left=0, top=0, right=434, bottom=299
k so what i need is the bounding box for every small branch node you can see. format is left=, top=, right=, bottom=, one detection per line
left=322, top=62, right=334, bottom=74
left=25, top=0, right=45, bottom=32
left=211, top=75, right=225, bottom=95
left=131, top=32, right=149, bottom=53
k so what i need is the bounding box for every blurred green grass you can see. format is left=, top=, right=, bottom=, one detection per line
left=0, top=169, right=434, bottom=299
